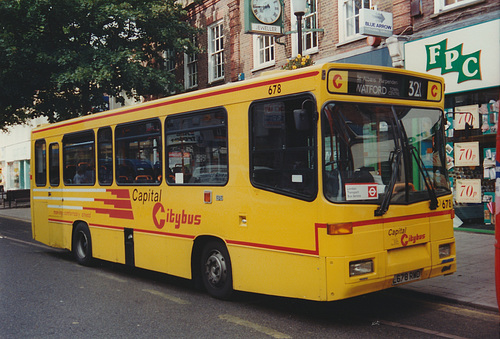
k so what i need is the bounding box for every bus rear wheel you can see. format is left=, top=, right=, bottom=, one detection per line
left=200, top=241, right=233, bottom=300
left=73, top=222, right=93, bottom=266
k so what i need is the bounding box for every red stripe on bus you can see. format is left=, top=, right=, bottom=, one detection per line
left=32, top=71, right=320, bottom=134
left=135, top=228, right=196, bottom=239
left=48, top=218, right=73, bottom=225
left=227, top=210, right=452, bottom=256
left=83, top=207, right=134, bottom=220
left=227, top=224, right=327, bottom=256
left=95, top=198, right=132, bottom=209
left=88, top=223, right=195, bottom=239
left=351, top=209, right=453, bottom=227
left=106, top=189, right=131, bottom=199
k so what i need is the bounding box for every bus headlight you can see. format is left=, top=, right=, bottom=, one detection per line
left=439, top=244, right=451, bottom=258
left=349, top=259, right=374, bottom=276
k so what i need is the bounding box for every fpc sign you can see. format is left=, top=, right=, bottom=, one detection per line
left=404, top=19, right=499, bottom=94
left=426, top=39, right=481, bottom=83
left=359, top=9, right=393, bottom=37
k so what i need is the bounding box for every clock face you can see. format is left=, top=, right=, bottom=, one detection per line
left=251, top=0, right=282, bottom=25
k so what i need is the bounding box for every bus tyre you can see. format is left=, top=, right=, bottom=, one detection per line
left=201, top=241, right=233, bottom=300
left=73, top=223, right=93, bottom=266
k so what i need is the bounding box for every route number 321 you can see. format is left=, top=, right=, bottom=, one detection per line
left=408, top=80, right=422, bottom=98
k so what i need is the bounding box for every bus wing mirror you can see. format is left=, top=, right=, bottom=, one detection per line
left=294, top=109, right=311, bottom=131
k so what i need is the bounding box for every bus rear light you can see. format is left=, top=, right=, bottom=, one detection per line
left=450, top=209, right=455, bottom=219
left=439, top=244, right=451, bottom=258
left=327, top=222, right=353, bottom=235
left=349, top=259, right=374, bottom=276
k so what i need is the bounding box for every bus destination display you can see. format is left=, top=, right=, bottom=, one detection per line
left=327, top=69, right=442, bottom=102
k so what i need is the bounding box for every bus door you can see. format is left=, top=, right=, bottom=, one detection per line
left=47, top=141, right=66, bottom=247
left=32, top=139, right=51, bottom=245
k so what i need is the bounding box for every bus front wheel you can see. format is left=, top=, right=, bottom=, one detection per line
left=73, top=222, right=93, bottom=266
left=200, top=241, right=233, bottom=300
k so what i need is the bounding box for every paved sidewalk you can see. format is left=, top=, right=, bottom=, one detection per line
left=400, top=230, right=498, bottom=311
left=0, top=207, right=497, bottom=311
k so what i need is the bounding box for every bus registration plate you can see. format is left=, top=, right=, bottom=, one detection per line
left=392, top=269, right=422, bottom=285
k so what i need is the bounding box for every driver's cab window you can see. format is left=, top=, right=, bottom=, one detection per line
left=250, top=94, right=317, bottom=201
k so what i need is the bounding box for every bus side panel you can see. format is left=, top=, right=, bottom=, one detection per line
left=229, top=246, right=327, bottom=301
left=32, top=200, right=50, bottom=246
left=89, top=227, right=125, bottom=264
left=47, top=220, right=70, bottom=248
left=134, top=233, right=192, bottom=279
left=429, top=212, right=455, bottom=241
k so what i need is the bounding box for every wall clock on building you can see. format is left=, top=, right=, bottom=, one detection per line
left=251, top=0, right=282, bottom=24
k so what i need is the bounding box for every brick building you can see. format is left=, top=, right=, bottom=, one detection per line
left=175, top=0, right=497, bottom=88
left=172, top=0, right=499, bottom=228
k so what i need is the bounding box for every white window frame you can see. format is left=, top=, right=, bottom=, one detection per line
left=291, top=0, right=319, bottom=56
left=253, top=35, right=276, bottom=70
left=164, top=50, right=176, bottom=72
left=434, top=0, right=481, bottom=14
left=208, top=20, right=224, bottom=83
left=184, top=38, right=198, bottom=90
left=338, top=0, right=371, bottom=44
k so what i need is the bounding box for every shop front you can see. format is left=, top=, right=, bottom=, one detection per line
left=404, top=19, right=500, bottom=230
left=0, top=124, right=33, bottom=193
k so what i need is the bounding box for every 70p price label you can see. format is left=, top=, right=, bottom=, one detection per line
left=455, top=179, right=481, bottom=203
left=454, top=142, right=479, bottom=166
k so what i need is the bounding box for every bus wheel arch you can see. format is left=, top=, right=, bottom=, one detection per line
left=72, top=221, right=93, bottom=266
left=192, top=236, right=233, bottom=300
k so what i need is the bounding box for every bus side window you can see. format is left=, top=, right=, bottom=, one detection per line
left=165, top=109, right=228, bottom=185
left=49, top=143, right=60, bottom=186
left=98, top=127, right=113, bottom=185
left=115, top=119, right=162, bottom=185
left=35, top=139, right=47, bottom=186
left=63, top=131, right=95, bottom=185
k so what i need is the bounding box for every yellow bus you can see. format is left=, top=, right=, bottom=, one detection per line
left=31, top=63, right=456, bottom=301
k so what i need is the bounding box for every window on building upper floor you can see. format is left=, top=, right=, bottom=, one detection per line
left=434, top=0, right=480, bottom=13
left=303, top=0, right=318, bottom=53
left=164, top=49, right=177, bottom=94
left=291, top=0, right=319, bottom=55
left=253, top=35, right=275, bottom=70
left=164, top=49, right=176, bottom=72
left=208, top=20, right=224, bottom=83
left=184, top=37, right=198, bottom=90
left=338, top=0, right=371, bottom=44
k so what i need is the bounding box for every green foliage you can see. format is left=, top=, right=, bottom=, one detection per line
left=0, top=0, right=199, bottom=129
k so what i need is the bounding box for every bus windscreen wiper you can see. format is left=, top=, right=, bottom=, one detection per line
left=375, top=107, right=403, bottom=216
left=408, top=144, right=438, bottom=210
left=375, top=147, right=401, bottom=216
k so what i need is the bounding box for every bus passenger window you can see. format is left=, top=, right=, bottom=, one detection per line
left=165, top=109, right=228, bottom=185
left=63, top=131, right=95, bottom=185
left=98, top=127, right=113, bottom=185
left=250, top=95, right=317, bottom=200
left=115, top=119, right=162, bottom=185
left=34, top=139, right=47, bottom=186
left=49, top=143, right=60, bottom=186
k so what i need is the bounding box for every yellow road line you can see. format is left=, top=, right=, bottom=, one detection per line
left=219, top=314, right=291, bottom=339
left=142, top=289, right=191, bottom=305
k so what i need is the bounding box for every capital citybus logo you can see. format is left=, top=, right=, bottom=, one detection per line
left=425, top=39, right=481, bottom=83
left=328, top=70, right=348, bottom=93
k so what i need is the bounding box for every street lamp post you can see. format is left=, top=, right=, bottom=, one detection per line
left=292, top=0, right=307, bottom=56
